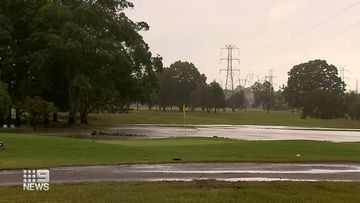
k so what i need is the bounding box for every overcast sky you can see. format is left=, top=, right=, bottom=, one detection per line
left=125, top=0, right=360, bottom=91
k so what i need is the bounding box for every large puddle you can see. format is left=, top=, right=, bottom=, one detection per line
left=106, top=124, right=360, bottom=142
left=1, top=163, right=359, bottom=185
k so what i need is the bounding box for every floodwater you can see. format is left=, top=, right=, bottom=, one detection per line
left=106, top=124, right=360, bottom=142
left=1, top=163, right=359, bottom=185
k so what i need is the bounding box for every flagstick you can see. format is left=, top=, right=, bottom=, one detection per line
left=183, top=104, right=186, bottom=140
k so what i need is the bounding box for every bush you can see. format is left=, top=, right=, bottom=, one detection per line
left=19, top=97, right=56, bottom=129
left=348, top=102, right=360, bottom=120
left=302, top=90, right=345, bottom=119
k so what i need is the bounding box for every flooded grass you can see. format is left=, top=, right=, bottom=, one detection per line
left=84, top=110, right=360, bottom=129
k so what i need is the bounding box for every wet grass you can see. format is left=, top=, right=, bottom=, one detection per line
left=0, top=181, right=359, bottom=202
left=84, top=110, right=360, bottom=129
left=1, top=134, right=360, bottom=169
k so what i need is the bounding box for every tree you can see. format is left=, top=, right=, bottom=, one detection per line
left=251, top=81, right=275, bottom=113
left=190, top=85, right=211, bottom=112
left=158, top=68, right=178, bottom=111
left=262, top=81, right=275, bottom=113
left=159, top=61, right=206, bottom=111
left=274, top=86, right=288, bottom=110
left=0, top=0, right=50, bottom=126
left=251, top=82, right=263, bottom=108
left=302, top=90, right=345, bottom=119
left=0, top=0, right=162, bottom=125
left=20, top=96, right=56, bottom=129
left=285, top=60, right=345, bottom=111
left=226, top=91, right=246, bottom=111
left=208, top=81, right=225, bottom=112
left=0, top=81, right=11, bottom=127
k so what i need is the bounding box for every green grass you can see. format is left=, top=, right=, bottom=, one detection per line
left=82, top=110, right=360, bottom=129
left=1, top=181, right=359, bottom=202
left=1, top=134, right=360, bottom=169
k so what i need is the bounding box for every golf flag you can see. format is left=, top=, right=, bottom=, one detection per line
left=183, top=104, right=186, bottom=117
left=183, top=104, right=186, bottom=138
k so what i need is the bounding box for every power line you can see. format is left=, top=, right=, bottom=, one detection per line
left=329, top=20, right=360, bottom=38
left=303, top=0, right=360, bottom=33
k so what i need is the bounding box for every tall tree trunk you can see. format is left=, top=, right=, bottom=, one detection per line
left=44, top=113, right=50, bottom=126
left=15, top=109, right=21, bottom=126
left=80, top=112, right=88, bottom=124
left=0, top=114, right=4, bottom=128
left=6, top=107, right=12, bottom=127
left=52, top=112, right=58, bottom=122
left=68, top=110, right=76, bottom=125
left=68, top=85, right=80, bottom=125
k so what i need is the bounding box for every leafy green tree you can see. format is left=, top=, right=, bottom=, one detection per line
left=158, top=68, right=178, bottom=111
left=251, top=82, right=263, bottom=108
left=274, top=86, right=288, bottom=110
left=0, top=0, right=162, bottom=125
left=262, top=81, right=275, bottom=113
left=285, top=60, right=345, bottom=111
left=159, top=61, right=206, bottom=111
left=0, top=81, right=11, bottom=127
left=209, top=81, right=225, bottom=112
left=226, top=91, right=246, bottom=111
left=20, top=96, right=56, bottom=129
left=251, top=81, right=275, bottom=113
left=0, top=0, right=50, bottom=125
left=190, top=85, right=211, bottom=112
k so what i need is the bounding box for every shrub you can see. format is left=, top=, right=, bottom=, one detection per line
left=302, top=90, right=345, bottom=119
left=20, top=97, right=56, bottom=129
left=348, top=102, right=360, bottom=120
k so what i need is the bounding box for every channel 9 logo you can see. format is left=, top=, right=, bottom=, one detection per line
left=23, top=169, right=50, bottom=191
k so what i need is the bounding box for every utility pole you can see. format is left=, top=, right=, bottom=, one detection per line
left=219, top=44, right=240, bottom=96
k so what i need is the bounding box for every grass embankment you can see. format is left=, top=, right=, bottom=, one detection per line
left=84, top=110, right=360, bottom=129
left=1, top=134, right=360, bottom=169
left=0, top=181, right=359, bottom=203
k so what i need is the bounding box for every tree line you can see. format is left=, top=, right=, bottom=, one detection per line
left=0, top=0, right=162, bottom=127
left=1, top=1, right=360, bottom=129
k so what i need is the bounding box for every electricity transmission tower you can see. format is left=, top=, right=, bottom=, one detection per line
left=219, top=45, right=240, bottom=96
left=356, top=79, right=359, bottom=93
left=340, top=67, right=350, bottom=89
left=265, top=69, right=276, bottom=86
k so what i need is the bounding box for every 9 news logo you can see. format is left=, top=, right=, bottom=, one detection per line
left=23, top=169, right=50, bottom=191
